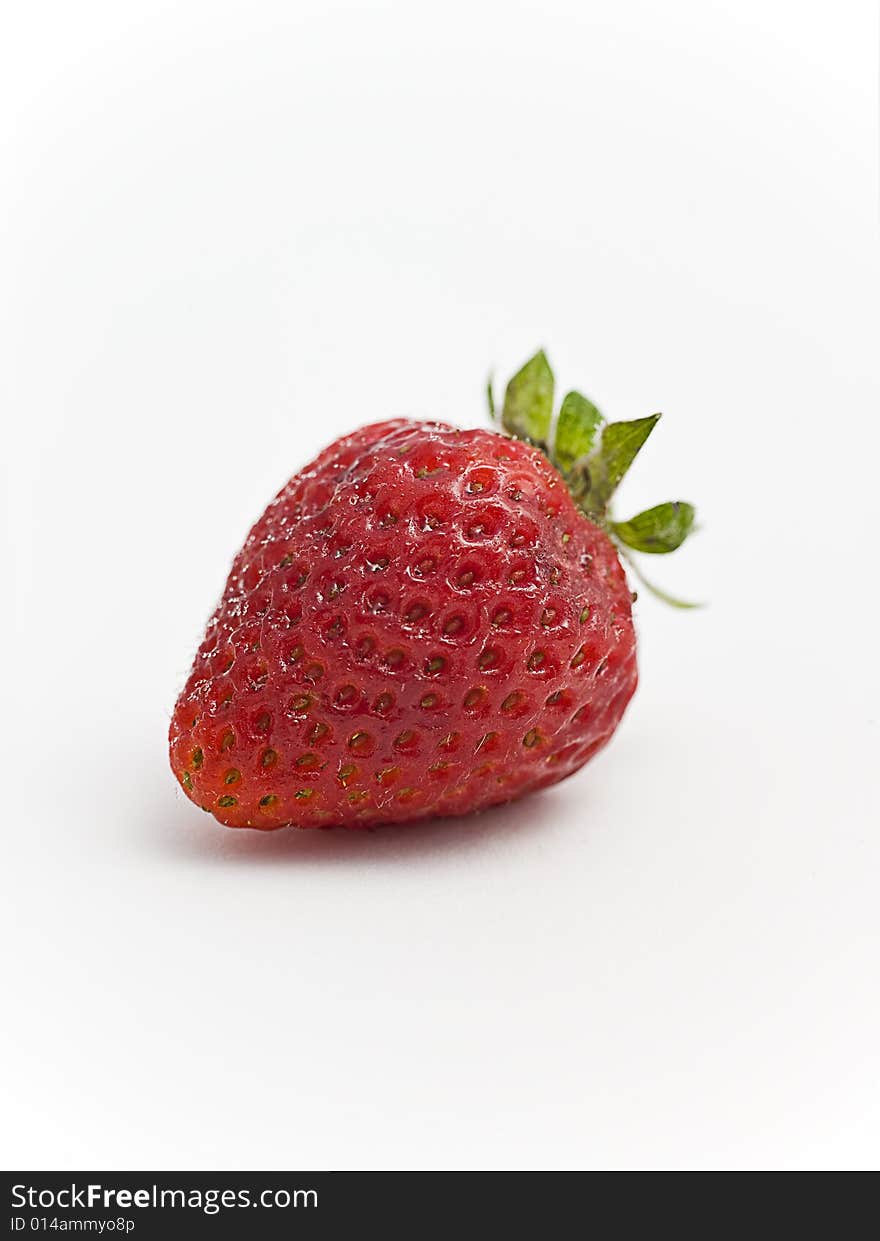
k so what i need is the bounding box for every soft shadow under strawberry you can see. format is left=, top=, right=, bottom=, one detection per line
left=153, top=779, right=580, bottom=867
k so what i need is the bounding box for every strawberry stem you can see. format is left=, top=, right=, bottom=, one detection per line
left=616, top=547, right=704, bottom=609
left=493, top=350, right=703, bottom=608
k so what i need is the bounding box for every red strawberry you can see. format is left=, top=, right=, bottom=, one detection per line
left=169, top=351, right=697, bottom=830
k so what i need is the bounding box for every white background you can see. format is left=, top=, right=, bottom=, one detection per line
left=2, top=0, right=878, bottom=1171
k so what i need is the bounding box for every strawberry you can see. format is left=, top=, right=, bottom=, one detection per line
left=169, top=351, right=697, bottom=830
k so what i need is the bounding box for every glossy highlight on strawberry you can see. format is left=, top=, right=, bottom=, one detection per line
left=169, top=352, right=697, bottom=829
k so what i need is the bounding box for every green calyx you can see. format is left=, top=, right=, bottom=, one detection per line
left=488, top=349, right=701, bottom=608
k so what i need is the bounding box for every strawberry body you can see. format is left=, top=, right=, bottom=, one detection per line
left=169, top=419, right=638, bottom=829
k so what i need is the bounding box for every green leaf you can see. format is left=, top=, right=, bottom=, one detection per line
left=486, top=374, right=496, bottom=421
left=612, top=501, right=696, bottom=554
left=554, top=390, right=603, bottom=473
left=502, top=350, right=554, bottom=449
left=594, top=414, right=661, bottom=497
